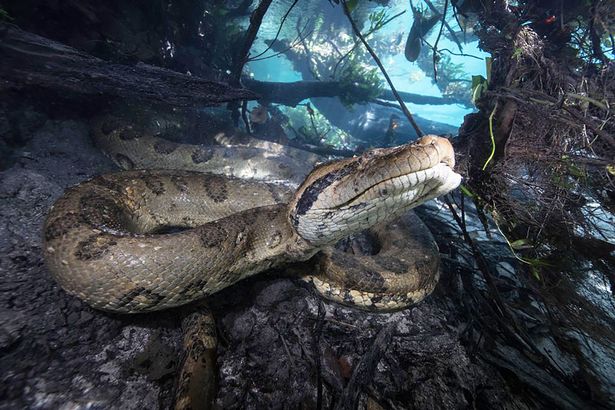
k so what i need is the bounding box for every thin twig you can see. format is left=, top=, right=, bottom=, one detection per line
left=314, top=301, right=326, bottom=410
left=369, top=98, right=404, bottom=110
left=432, top=0, right=449, bottom=83
left=332, top=10, right=406, bottom=79
left=296, top=17, right=321, bottom=80
left=423, top=0, right=463, bottom=53
left=241, top=100, right=251, bottom=134
left=230, top=0, right=274, bottom=86
left=439, top=48, right=483, bottom=60
left=250, top=21, right=313, bottom=62
left=341, top=0, right=423, bottom=137
left=249, top=0, right=301, bottom=61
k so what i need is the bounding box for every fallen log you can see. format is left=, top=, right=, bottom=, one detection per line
left=243, top=78, right=472, bottom=108
left=0, top=23, right=257, bottom=106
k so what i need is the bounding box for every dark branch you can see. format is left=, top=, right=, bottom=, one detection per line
left=249, top=0, right=300, bottom=61
left=432, top=0, right=449, bottom=83
left=341, top=0, right=423, bottom=136
left=331, top=10, right=406, bottom=79
left=0, top=23, right=256, bottom=106
left=230, top=0, right=274, bottom=86
left=423, top=0, right=463, bottom=52
left=243, top=78, right=472, bottom=107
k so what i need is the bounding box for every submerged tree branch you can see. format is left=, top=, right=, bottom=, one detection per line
left=228, top=0, right=273, bottom=125
left=249, top=0, right=300, bottom=61
left=423, top=0, right=463, bottom=52
left=432, top=0, right=449, bottom=83
left=230, top=0, right=274, bottom=86
left=331, top=10, right=406, bottom=79
left=341, top=0, right=424, bottom=137
left=243, top=78, right=472, bottom=107
left=0, top=23, right=257, bottom=106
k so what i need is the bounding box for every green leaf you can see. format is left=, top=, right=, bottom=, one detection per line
left=485, top=57, right=492, bottom=84
left=0, top=7, right=13, bottom=21
left=510, top=239, right=532, bottom=250
left=567, top=163, right=585, bottom=178
left=459, top=184, right=475, bottom=198
left=471, top=75, right=488, bottom=104
left=346, top=0, right=359, bottom=13
left=512, top=47, right=523, bottom=61
left=530, top=266, right=541, bottom=281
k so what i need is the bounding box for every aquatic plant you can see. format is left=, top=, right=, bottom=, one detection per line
left=285, top=104, right=353, bottom=150
left=416, top=52, right=471, bottom=99
left=337, top=55, right=383, bottom=106
left=457, top=4, right=615, bottom=288
left=0, top=7, right=12, bottom=21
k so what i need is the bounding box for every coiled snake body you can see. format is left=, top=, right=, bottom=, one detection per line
left=43, top=118, right=461, bottom=313
left=43, top=115, right=461, bottom=408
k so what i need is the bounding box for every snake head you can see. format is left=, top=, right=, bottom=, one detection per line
left=289, top=135, right=462, bottom=245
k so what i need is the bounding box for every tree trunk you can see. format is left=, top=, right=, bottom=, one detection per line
left=0, top=23, right=257, bottom=107
left=243, top=78, right=472, bottom=108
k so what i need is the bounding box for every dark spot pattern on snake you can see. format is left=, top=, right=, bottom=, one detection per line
left=116, top=287, right=166, bottom=309
left=119, top=127, right=140, bottom=140
left=114, top=153, right=135, bottom=170
left=198, top=222, right=228, bottom=248
left=369, top=295, right=383, bottom=304
left=79, top=193, right=126, bottom=231
left=92, top=176, right=123, bottom=193
left=44, top=213, right=82, bottom=241
left=74, top=234, right=118, bottom=261
left=203, top=176, right=228, bottom=203
left=144, top=176, right=166, bottom=196
left=263, top=206, right=281, bottom=222
left=333, top=252, right=388, bottom=292
left=154, top=140, right=179, bottom=155
left=171, top=175, right=189, bottom=192
left=188, top=338, right=206, bottom=361
left=177, top=278, right=209, bottom=298
left=373, top=255, right=410, bottom=274
left=191, top=147, right=214, bottom=163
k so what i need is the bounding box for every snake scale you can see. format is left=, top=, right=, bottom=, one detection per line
left=43, top=116, right=461, bottom=314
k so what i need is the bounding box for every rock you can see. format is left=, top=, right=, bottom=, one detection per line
left=255, top=280, right=297, bottom=307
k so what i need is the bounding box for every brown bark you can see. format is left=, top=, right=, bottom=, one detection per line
left=229, top=0, right=274, bottom=86
left=243, top=78, right=472, bottom=107
left=0, top=23, right=257, bottom=106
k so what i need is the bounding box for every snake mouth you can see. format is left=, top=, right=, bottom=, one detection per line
left=301, top=164, right=460, bottom=243
left=327, top=161, right=459, bottom=211
left=290, top=136, right=461, bottom=245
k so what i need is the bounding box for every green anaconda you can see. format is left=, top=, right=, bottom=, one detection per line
left=43, top=129, right=461, bottom=313
left=43, top=116, right=461, bottom=409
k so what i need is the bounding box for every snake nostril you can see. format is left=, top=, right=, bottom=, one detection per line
left=380, top=188, right=388, bottom=196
